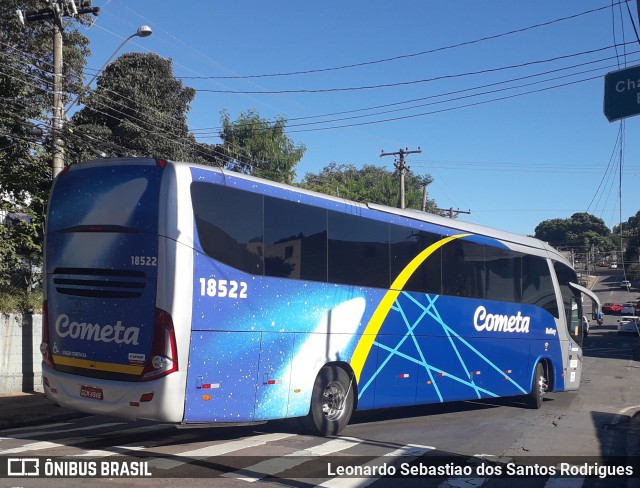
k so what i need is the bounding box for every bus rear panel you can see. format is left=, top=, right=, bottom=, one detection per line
left=42, top=160, right=185, bottom=422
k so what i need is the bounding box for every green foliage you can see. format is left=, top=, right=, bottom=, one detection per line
left=219, top=109, right=306, bottom=184
left=1, top=1, right=90, bottom=301
left=534, top=212, right=614, bottom=251
left=300, top=162, right=438, bottom=212
left=614, top=211, right=640, bottom=274
left=68, top=52, right=207, bottom=163
left=613, top=210, right=640, bottom=241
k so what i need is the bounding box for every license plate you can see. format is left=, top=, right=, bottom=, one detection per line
left=80, top=385, right=103, bottom=401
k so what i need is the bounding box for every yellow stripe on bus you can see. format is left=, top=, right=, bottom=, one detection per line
left=53, top=355, right=144, bottom=375
left=350, top=233, right=470, bottom=383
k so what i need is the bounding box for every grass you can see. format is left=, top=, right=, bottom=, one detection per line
left=0, top=289, right=43, bottom=314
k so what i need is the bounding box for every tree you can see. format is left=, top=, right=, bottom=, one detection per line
left=300, top=163, right=439, bottom=212
left=218, top=109, right=306, bottom=184
left=68, top=52, right=208, bottom=163
left=613, top=210, right=640, bottom=242
left=0, top=1, right=90, bottom=308
left=614, top=211, right=640, bottom=279
left=534, top=213, right=614, bottom=251
left=532, top=218, right=566, bottom=246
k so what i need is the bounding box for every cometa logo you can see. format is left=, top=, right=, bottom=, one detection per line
left=473, top=306, right=530, bottom=333
left=55, top=314, right=141, bottom=345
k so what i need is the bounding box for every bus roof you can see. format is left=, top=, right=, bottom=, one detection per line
left=367, top=203, right=564, bottom=260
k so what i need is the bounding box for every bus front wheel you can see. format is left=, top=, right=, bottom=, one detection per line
left=527, top=362, right=547, bottom=409
left=303, top=365, right=354, bottom=436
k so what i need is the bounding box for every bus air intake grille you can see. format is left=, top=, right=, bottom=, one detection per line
left=53, top=268, right=146, bottom=298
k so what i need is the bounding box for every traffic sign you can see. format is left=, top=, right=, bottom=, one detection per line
left=604, top=64, right=640, bottom=122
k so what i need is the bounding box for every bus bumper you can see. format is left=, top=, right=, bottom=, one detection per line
left=41, top=364, right=186, bottom=423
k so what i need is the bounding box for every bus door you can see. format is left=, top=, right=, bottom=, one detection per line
left=254, top=332, right=294, bottom=420
left=563, top=295, right=584, bottom=390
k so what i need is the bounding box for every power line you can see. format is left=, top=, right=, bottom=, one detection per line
left=0, top=66, right=258, bottom=170
left=187, top=50, right=640, bottom=137
left=624, top=0, right=640, bottom=44
left=5, top=4, right=636, bottom=196
left=4, top=11, right=628, bottom=140
left=176, top=4, right=618, bottom=80
left=414, top=158, right=640, bottom=174
left=283, top=74, right=604, bottom=133
left=586, top=123, right=623, bottom=214
left=190, top=43, right=637, bottom=95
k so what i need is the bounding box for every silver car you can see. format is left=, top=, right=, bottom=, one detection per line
left=621, top=303, right=636, bottom=315
left=618, top=316, right=639, bottom=334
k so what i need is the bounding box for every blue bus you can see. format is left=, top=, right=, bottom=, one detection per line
left=42, top=158, right=600, bottom=436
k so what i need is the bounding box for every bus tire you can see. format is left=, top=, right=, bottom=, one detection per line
left=527, top=362, right=547, bottom=409
left=303, top=365, right=354, bottom=436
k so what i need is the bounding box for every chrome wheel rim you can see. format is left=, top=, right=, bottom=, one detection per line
left=537, top=373, right=547, bottom=398
left=321, top=380, right=346, bottom=421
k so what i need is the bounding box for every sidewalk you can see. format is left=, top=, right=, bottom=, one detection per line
left=0, top=392, right=85, bottom=430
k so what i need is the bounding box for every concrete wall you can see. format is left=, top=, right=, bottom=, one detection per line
left=0, top=314, right=43, bottom=395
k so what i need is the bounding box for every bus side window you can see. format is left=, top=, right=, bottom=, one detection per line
left=328, top=211, right=390, bottom=289
left=485, top=247, right=522, bottom=303
left=191, top=183, right=264, bottom=275
left=441, top=240, right=485, bottom=299
left=390, top=225, right=442, bottom=294
left=264, top=197, right=328, bottom=282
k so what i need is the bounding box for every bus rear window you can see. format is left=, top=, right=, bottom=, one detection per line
left=48, top=165, right=162, bottom=234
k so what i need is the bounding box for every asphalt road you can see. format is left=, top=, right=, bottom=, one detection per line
left=2, top=271, right=639, bottom=487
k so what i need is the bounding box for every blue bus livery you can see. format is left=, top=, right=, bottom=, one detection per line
left=42, top=158, right=600, bottom=436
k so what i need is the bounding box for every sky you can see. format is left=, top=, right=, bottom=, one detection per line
left=73, top=0, right=640, bottom=237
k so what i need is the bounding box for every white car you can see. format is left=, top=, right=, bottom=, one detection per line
left=618, top=316, right=639, bottom=334
left=611, top=263, right=618, bottom=269
left=621, top=280, right=632, bottom=290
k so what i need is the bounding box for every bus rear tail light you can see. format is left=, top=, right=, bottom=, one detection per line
left=141, top=308, right=178, bottom=381
left=129, top=393, right=154, bottom=407
left=40, top=300, right=55, bottom=369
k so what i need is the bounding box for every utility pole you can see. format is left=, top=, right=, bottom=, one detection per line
left=421, top=184, right=428, bottom=212
left=436, top=207, right=471, bottom=219
left=17, top=1, right=100, bottom=179
left=380, top=147, right=421, bottom=209
left=53, top=25, right=63, bottom=178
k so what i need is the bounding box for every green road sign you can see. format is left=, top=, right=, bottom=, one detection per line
left=604, top=64, right=640, bottom=122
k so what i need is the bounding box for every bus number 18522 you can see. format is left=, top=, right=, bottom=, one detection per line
left=198, top=278, right=248, bottom=299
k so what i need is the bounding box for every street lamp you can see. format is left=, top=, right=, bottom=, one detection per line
left=64, top=25, right=153, bottom=117
left=52, top=25, right=152, bottom=178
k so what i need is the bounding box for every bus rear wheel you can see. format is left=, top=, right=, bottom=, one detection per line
left=527, top=362, right=547, bottom=409
left=303, top=365, right=354, bottom=436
